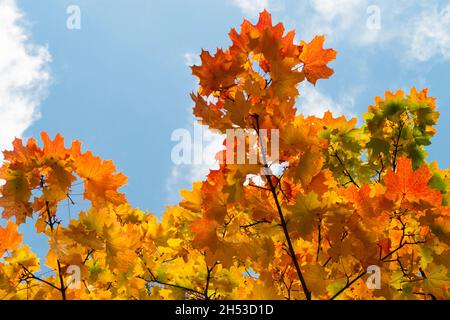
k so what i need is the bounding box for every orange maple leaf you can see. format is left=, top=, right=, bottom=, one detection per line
left=190, top=217, right=219, bottom=252
left=191, top=49, right=241, bottom=96
left=41, top=132, right=70, bottom=161
left=255, top=9, right=273, bottom=31
left=0, top=221, right=23, bottom=254
left=378, top=237, right=392, bottom=256
left=2, top=137, right=41, bottom=167
left=300, top=35, right=337, bottom=85
left=75, top=151, right=127, bottom=206
left=384, top=157, right=442, bottom=206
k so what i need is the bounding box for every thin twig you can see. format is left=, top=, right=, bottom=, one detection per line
left=332, top=149, right=359, bottom=188
left=392, top=121, right=404, bottom=172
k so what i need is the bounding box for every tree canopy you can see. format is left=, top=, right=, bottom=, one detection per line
left=0, top=11, right=448, bottom=300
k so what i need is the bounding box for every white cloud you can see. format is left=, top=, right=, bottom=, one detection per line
left=296, top=0, right=372, bottom=43
left=229, top=0, right=269, bottom=17
left=166, top=121, right=224, bottom=203
left=295, top=1, right=450, bottom=62
left=407, top=4, right=450, bottom=61
left=183, top=52, right=201, bottom=67
left=297, top=82, right=354, bottom=118
left=0, top=0, right=51, bottom=156
left=310, top=0, right=363, bottom=22
left=166, top=53, right=225, bottom=202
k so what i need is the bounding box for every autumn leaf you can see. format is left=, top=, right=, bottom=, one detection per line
left=190, top=217, right=219, bottom=252
left=384, top=157, right=442, bottom=206
left=0, top=221, right=23, bottom=254
left=75, top=151, right=127, bottom=206
left=103, top=222, right=140, bottom=272
left=300, top=35, right=337, bottom=85
left=0, top=168, right=34, bottom=223
left=191, top=49, right=241, bottom=96
left=288, top=192, right=321, bottom=240
left=5, top=245, right=39, bottom=269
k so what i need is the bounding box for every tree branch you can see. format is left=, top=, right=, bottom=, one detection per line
left=316, top=221, right=322, bottom=263
left=45, top=201, right=67, bottom=300
left=19, top=265, right=61, bottom=292
left=330, top=271, right=366, bottom=300
left=331, top=148, right=359, bottom=188
left=204, top=262, right=218, bottom=300
left=252, top=114, right=312, bottom=300
left=392, top=121, right=404, bottom=172
left=38, top=177, right=67, bottom=300
left=142, top=267, right=205, bottom=299
left=240, top=219, right=271, bottom=230
left=330, top=238, right=428, bottom=300
left=138, top=255, right=206, bottom=299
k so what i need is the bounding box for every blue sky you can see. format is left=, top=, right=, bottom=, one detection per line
left=1, top=0, right=450, bottom=258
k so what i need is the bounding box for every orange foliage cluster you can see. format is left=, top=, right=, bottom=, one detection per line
left=0, top=11, right=448, bottom=300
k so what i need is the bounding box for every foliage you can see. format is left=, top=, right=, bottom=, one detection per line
left=0, top=11, right=448, bottom=300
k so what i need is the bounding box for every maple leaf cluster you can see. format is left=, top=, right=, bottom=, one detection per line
left=0, top=11, right=448, bottom=300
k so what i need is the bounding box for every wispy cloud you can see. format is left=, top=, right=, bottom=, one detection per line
left=407, top=4, right=450, bottom=61
left=294, top=1, right=450, bottom=62
left=166, top=121, right=224, bottom=204
left=297, top=83, right=355, bottom=118
left=183, top=52, right=201, bottom=67
left=0, top=0, right=51, bottom=157
left=166, top=53, right=226, bottom=203
left=295, top=0, right=377, bottom=44
left=229, top=0, right=270, bottom=17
